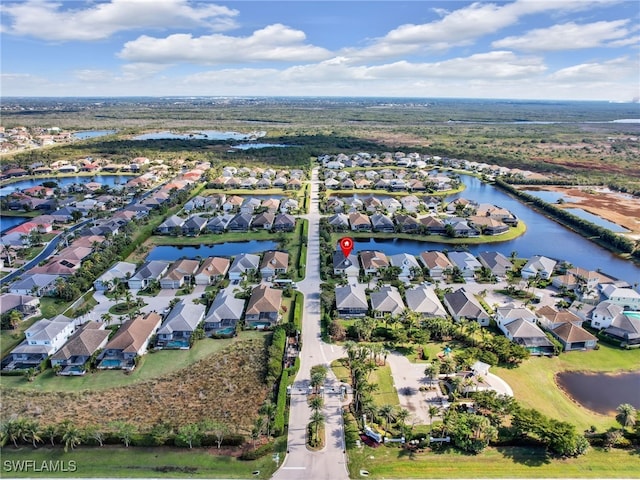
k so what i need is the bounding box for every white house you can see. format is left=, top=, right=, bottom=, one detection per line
left=521, top=255, right=557, bottom=280
left=600, top=285, right=640, bottom=310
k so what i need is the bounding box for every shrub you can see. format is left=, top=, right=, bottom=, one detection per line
left=239, top=441, right=274, bottom=460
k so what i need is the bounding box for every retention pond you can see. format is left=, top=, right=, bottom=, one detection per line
left=555, top=370, right=640, bottom=415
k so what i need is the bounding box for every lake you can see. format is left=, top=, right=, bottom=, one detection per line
left=556, top=371, right=640, bottom=415
left=0, top=216, right=30, bottom=233
left=145, top=240, right=278, bottom=261
left=352, top=175, right=640, bottom=285
left=72, top=130, right=117, bottom=140
left=522, top=190, right=578, bottom=204
left=132, top=130, right=251, bottom=141
left=0, top=175, right=132, bottom=197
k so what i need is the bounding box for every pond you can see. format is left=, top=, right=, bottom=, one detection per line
left=349, top=175, right=640, bottom=285
left=522, top=190, right=578, bottom=204
left=72, top=130, right=117, bottom=140
left=0, top=175, right=132, bottom=197
left=564, top=208, right=629, bottom=233
left=145, top=240, right=278, bottom=261
left=555, top=371, right=640, bottom=415
left=231, top=143, right=289, bottom=150
left=132, top=130, right=251, bottom=141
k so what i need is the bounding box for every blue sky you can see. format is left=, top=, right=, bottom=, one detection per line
left=1, top=0, right=639, bottom=100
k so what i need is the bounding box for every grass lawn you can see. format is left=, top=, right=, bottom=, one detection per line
left=494, top=342, right=640, bottom=431
left=347, top=444, right=640, bottom=479
left=1, top=331, right=266, bottom=392
left=369, top=364, right=400, bottom=407
left=0, top=446, right=278, bottom=479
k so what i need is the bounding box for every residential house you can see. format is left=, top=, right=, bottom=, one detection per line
left=382, top=197, right=402, bottom=213
left=1, top=315, right=75, bottom=371
left=194, top=257, right=230, bottom=285
left=404, top=285, right=447, bottom=318
left=420, top=251, right=452, bottom=279
left=468, top=216, right=509, bottom=235
left=156, top=215, right=185, bottom=235
left=349, top=212, right=372, bottom=231
left=359, top=250, right=389, bottom=275
left=603, top=312, right=640, bottom=345
left=227, top=212, right=253, bottom=232
left=371, top=213, right=395, bottom=233
left=502, top=318, right=555, bottom=355
left=394, top=214, right=420, bottom=233
left=478, top=251, right=513, bottom=278
left=521, top=255, right=557, bottom=280
left=160, top=259, right=200, bottom=289
left=128, top=260, right=170, bottom=290
left=550, top=323, right=597, bottom=351
left=94, top=261, right=137, bottom=291
left=182, top=215, right=208, bottom=236
left=245, top=285, right=282, bottom=328
left=260, top=250, right=289, bottom=279
left=447, top=251, right=482, bottom=278
left=362, top=196, right=383, bottom=213
left=370, top=285, right=406, bottom=318
left=536, top=305, right=583, bottom=330
left=280, top=198, right=299, bottom=213
left=204, top=291, right=245, bottom=336
left=600, top=285, right=640, bottom=310
left=495, top=305, right=538, bottom=330
left=328, top=213, right=350, bottom=231
left=260, top=199, right=280, bottom=214
left=400, top=195, right=421, bottom=212
left=389, top=253, right=421, bottom=282
left=590, top=301, right=624, bottom=329
left=420, top=216, right=446, bottom=234
left=273, top=213, right=296, bottom=232
left=229, top=253, right=260, bottom=281
left=333, top=251, right=359, bottom=277
left=50, top=322, right=110, bottom=375
left=156, top=301, right=206, bottom=349
left=335, top=283, right=368, bottom=317
left=98, top=312, right=162, bottom=370
left=9, top=273, right=59, bottom=296
left=444, top=218, right=479, bottom=237
left=241, top=197, right=262, bottom=214
left=222, top=195, right=243, bottom=212
left=0, top=293, right=40, bottom=317
left=206, top=214, right=233, bottom=233
left=443, top=288, right=490, bottom=326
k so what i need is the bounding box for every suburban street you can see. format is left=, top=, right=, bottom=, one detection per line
left=273, top=168, right=349, bottom=480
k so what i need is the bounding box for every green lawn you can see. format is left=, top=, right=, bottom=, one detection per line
left=0, top=446, right=278, bottom=479
left=347, top=444, right=640, bottom=479
left=494, top=342, right=640, bottom=431
left=369, top=364, right=400, bottom=407
left=1, top=331, right=266, bottom=392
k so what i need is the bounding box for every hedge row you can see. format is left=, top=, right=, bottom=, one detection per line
left=273, top=370, right=288, bottom=436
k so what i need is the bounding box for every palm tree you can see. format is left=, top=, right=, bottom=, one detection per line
left=251, top=417, right=264, bottom=447
left=466, top=320, right=480, bottom=347
left=260, top=401, right=277, bottom=438
left=428, top=405, right=440, bottom=432
left=395, top=408, right=410, bottom=435
left=1, top=419, right=21, bottom=448
left=61, top=422, right=82, bottom=452
left=616, top=403, right=637, bottom=429
left=309, top=411, right=325, bottom=444
left=378, top=404, right=396, bottom=433
left=309, top=395, right=324, bottom=414
left=23, top=420, right=42, bottom=448
left=424, top=363, right=440, bottom=386
left=100, top=313, right=113, bottom=326
left=41, top=424, right=57, bottom=447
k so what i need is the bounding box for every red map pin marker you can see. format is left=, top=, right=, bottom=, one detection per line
left=339, top=237, right=354, bottom=258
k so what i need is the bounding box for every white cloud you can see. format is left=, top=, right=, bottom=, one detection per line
left=493, top=20, right=633, bottom=51
left=340, top=0, right=621, bottom=61
left=1, top=0, right=238, bottom=41
left=549, top=55, right=639, bottom=81
left=119, top=24, right=332, bottom=64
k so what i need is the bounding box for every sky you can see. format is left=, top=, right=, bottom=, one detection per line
left=1, top=0, right=639, bottom=101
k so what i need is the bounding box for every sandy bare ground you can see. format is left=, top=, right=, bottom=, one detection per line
left=520, top=185, right=640, bottom=236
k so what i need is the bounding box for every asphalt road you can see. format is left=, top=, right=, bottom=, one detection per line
left=273, top=168, right=349, bottom=480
